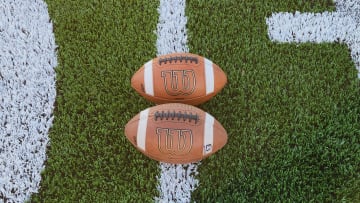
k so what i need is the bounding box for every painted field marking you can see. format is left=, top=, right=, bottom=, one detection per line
left=155, top=0, right=200, bottom=202
left=0, top=0, right=57, bottom=202
left=266, top=0, right=360, bottom=78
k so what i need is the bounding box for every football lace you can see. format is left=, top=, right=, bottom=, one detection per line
left=158, top=55, right=198, bottom=65
left=154, top=110, right=199, bottom=124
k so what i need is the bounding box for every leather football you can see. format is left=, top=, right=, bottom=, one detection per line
left=124, top=103, right=227, bottom=164
left=131, top=53, right=227, bottom=105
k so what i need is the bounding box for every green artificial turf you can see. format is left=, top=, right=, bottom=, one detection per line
left=31, top=0, right=359, bottom=202
left=31, top=0, right=160, bottom=202
left=186, top=0, right=359, bottom=202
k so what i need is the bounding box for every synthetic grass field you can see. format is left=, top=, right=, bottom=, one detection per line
left=26, top=0, right=360, bottom=202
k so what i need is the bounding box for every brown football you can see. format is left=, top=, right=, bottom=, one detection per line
left=131, top=53, right=227, bottom=105
left=124, top=103, right=227, bottom=164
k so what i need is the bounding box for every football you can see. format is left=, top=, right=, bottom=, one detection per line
left=124, top=103, right=228, bottom=164
left=131, top=53, right=227, bottom=105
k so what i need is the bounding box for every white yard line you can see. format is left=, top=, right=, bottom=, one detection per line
left=0, top=0, right=57, bottom=202
left=266, top=0, right=360, bottom=78
left=155, top=0, right=200, bottom=202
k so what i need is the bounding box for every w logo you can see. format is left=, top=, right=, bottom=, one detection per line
left=156, top=127, right=193, bottom=155
left=161, top=70, right=196, bottom=96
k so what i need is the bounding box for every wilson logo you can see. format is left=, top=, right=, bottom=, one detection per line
left=156, top=127, right=193, bottom=155
left=161, top=70, right=196, bottom=96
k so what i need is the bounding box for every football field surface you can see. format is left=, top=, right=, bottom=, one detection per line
left=1, top=0, right=359, bottom=202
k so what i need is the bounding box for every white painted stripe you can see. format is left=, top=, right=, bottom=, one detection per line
left=204, top=58, right=215, bottom=95
left=203, top=113, right=215, bottom=155
left=156, top=0, right=189, bottom=54
left=137, top=108, right=149, bottom=151
left=155, top=0, right=200, bottom=202
left=144, top=60, right=154, bottom=96
left=0, top=0, right=57, bottom=202
left=266, top=0, right=360, bottom=78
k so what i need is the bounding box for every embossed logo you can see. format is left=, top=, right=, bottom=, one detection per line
left=161, top=70, right=196, bottom=96
left=156, top=127, right=193, bottom=155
